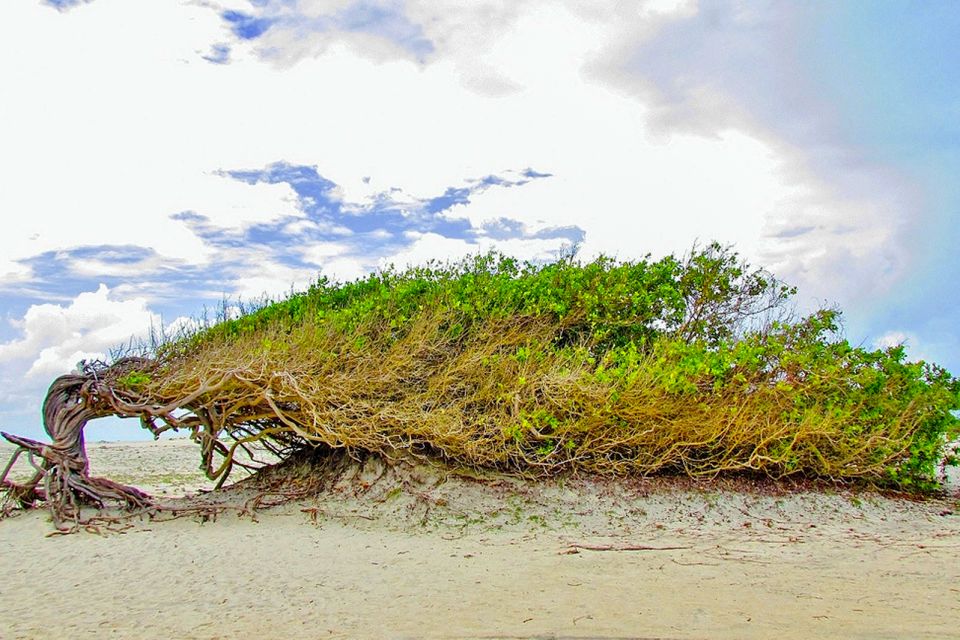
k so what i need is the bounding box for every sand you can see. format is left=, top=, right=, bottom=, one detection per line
left=1, top=438, right=959, bottom=639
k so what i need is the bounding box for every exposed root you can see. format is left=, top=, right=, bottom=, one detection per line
left=2, top=431, right=151, bottom=532
left=0, top=357, right=233, bottom=532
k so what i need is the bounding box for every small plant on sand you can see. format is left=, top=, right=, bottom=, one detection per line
left=1, top=242, right=958, bottom=531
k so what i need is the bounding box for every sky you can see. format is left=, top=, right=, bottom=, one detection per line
left=1, top=0, right=958, bottom=441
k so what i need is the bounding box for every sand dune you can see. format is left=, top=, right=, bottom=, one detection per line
left=1, top=438, right=959, bottom=639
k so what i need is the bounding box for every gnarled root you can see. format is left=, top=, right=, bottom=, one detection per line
left=1, top=431, right=153, bottom=532
left=0, top=357, right=287, bottom=533
left=0, top=359, right=162, bottom=532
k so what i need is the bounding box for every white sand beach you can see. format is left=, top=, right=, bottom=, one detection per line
left=1, top=438, right=959, bottom=639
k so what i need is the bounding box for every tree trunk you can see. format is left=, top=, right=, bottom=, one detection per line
left=1, top=364, right=154, bottom=530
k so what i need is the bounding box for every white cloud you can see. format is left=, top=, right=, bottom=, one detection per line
left=0, top=1, right=300, bottom=277
left=1, top=0, right=947, bottom=437
left=379, top=233, right=475, bottom=269
left=758, top=179, right=911, bottom=308
left=229, top=259, right=321, bottom=301
left=163, top=315, right=201, bottom=338
left=0, top=260, right=33, bottom=290
left=3, top=1, right=908, bottom=314
left=0, top=284, right=160, bottom=378
left=1, top=0, right=873, bottom=300
left=69, top=252, right=179, bottom=279
left=299, top=241, right=369, bottom=282
left=572, top=0, right=920, bottom=308
left=318, top=257, right=369, bottom=283
left=643, top=0, right=697, bottom=17
left=300, top=241, right=350, bottom=265
left=283, top=219, right=352, bottom=236
left=381, top=231, right=569, bottom=270
left=874, top=331, right=913, bottom=351
left=871, top=330, right=939, bottom=365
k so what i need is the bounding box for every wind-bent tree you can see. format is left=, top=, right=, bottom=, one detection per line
left=3, top=244, right=958, bottom=531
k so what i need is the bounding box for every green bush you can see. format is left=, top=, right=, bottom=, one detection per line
left=141, top=243, right=958, bottom=490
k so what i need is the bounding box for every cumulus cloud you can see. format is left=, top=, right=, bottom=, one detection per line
left=6, top=1, right=891, bottom=311
left=228, top=258, right=324, bottom=301
left=227, top=0, right=509, bottom=67
left=0, top=2, right=321, bottom=280
left=0, top=286, right=206, bottom=437
left=0, top=284, right=159, bottom=378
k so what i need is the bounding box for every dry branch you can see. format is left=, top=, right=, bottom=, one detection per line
left=559, top=542, right=693, bottom=555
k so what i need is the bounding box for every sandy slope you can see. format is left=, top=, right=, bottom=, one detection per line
left=1, top=439, right=959, bottom=639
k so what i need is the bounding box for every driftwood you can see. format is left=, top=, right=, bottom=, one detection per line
left=559, top=542, right=692, bottom=555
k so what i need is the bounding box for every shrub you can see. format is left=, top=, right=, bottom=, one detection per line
left=127, top=243, right=957, bottom=490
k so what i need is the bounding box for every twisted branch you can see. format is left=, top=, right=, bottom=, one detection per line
left=0, top=358, right=258, bottom=531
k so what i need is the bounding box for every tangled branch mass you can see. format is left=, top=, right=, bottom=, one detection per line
left=3, top=245, right=958, bottom=532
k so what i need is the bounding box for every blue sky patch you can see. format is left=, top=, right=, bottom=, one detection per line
left=3, top=164, right=572, bottom=337
left=222, top=162, right=555, bottom=243
left=222, top=10, right=275, bottom=40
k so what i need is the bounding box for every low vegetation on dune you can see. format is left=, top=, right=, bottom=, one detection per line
left=2, top=243, right=959, bottom=530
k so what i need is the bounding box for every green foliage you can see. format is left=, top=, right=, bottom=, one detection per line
left=183, top=242, right=788, bottom=349
left=116, top=370, right=152, bottom=390
left=149, top=243, right=959, bottom=491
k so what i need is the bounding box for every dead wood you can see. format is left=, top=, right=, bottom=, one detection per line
left=559, top=541, right=693, bottom=555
